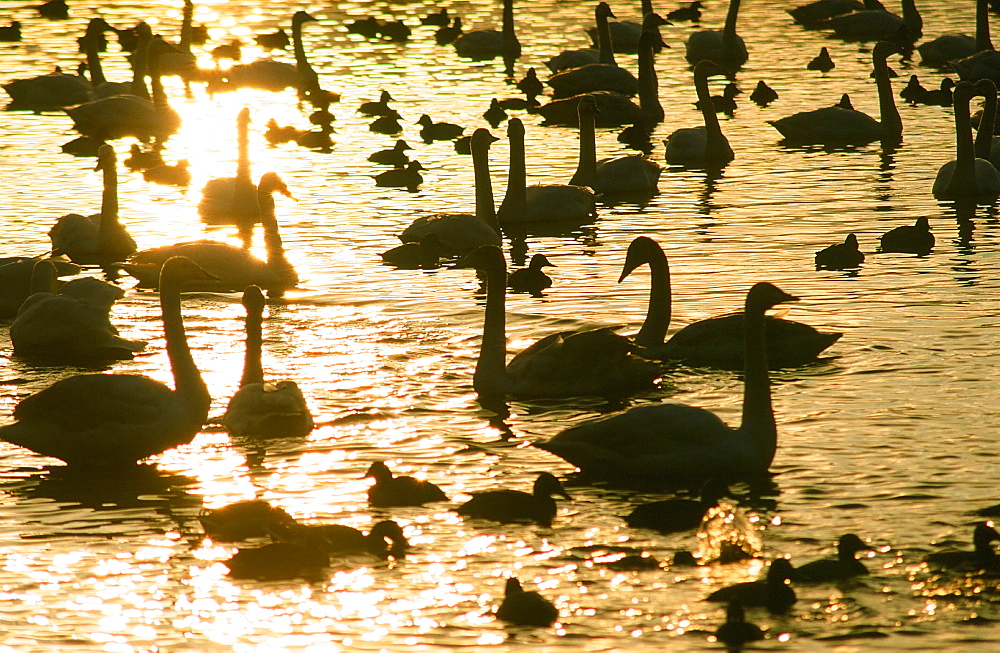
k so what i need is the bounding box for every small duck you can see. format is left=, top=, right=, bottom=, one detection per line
left=417, top=114, right=464, bottom=142
left=807, top=46, right=835, bottom=73
left=714, top=601, right=765, bottom=647
left=226, top=542, right=330, bottom=580
left=516, top=67, right=544, bottom=101
left=435, top=17, right=463, bottom=45
left=507, top=253, right=554, bottom=294
left=623, top=479, right=730, bottom=534
left=421, top=8, right=450, bottom=27
left=878, top=217, right=934, bottom=255
left=142, top=159, right=191, bottom=186
left=792, top=534, right=869, bottom=582
left=900, top=74, right=928, bottom=103
left=456, top=472, right=570, bottom=528
left=210, top=39, right=243, bottom=62
left=706, top=558, right=797, bottom=614
left=359, top=90, right=395, bottom=116
left=915, top=78, right=956, bottom=107
left=370, top=111, right=403, bottom=134
left=255, top=28, right=290, bottom=50
left=379, top=20, right=410, bottom=42
left=271, top=519, right=410, bottom=559
left=373, top=160, right=425, bottom=190
left=380, top=233, right=443, bottom=270
left=123, top=143, right=165, bottom=171
left=347, top=16, right=382, bottom=39
left=815, top=233, right=865, bottom=270
left=666, top=0, right=703, bottom=22
left=368, top=139, right=411, bottom=166
left=0, top=20, right=22, bottom=42
left=198, top=499, right=296, bottom=542
left=495, top=577, right=559, bottom=627
left=483, top=98, right=508, bottom=127
left=365, top=460, right=449, bottom=507
left=749, top=80, right=778, bottom=106
left=37, top=0, right=69, bottom=20
left=265, top=118, right=301, bottom=145
left=925, top=523, right=1000, bottom=572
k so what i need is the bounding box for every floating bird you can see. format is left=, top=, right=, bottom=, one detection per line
left=695, top=82, right=740, bottom=116
left=365, top=461, right=448, bottom=507
left=379, top=20, right=411, bottom=42
left=452, top=0, right=519, bottom=61
left=815, top=233, right=865, bottom=269
left=370, top=110, right=403, bottom=134
left=788, top=0, right=864, bottom=27
left=199, top=499, right=296, bottom=541
left=624, top=479, right=730, bottom=533
left=198, top=107, right=257, bottom=245
left=347, top=16, right=382, bottom=39
left=507, top=253, right=554, bottom=294
left=123, top=142, right=165, bottom=171
left=0, top=21, right=23, bottom=42
left=456, top=473, right=570, bottom=528
left=435, top=17, right=463, bottom=45
left=808, top=46, right=835, bottom=72
left=141, top=158, right=191, bottom=187
left=416, top=114, right=464, bottom=142
left=817, top=0, right=922, bottom=43
left=380, top=234, right=443, bottom=270
left=706, top=558, right=797, bottom=613
left=900, top=74, right=928, bottom=102
left=226, top=542, right=330, bottom=580
left=495, top=577, right=559, bottom=627
left=915, top=78, right=956, bottom=107
left=36, top=0, right=69, bottom=20
left=878, top=217, right=934, bottom=255
left=271, top=519, right=409, bottom=559
left=210, top=39, right=243, bottom=62
left=714, top=602, right=765, bottom=647
left=925, top=523, right=1000, bottom=572
left=421, top=8, right=450, bottom=27
left=933, top=81, right=1000, bottom=202
left=749, top=80, right=778, bottom=106
left=665, top=61, right=735, bottom=167
left=368, top=139, right=411, bottom=166
left=255, top=28, right=290, bottom=50
left=3, top=66, right=90, bottom=112
left=483, top=98, right=508, bottom=127
left=373, top=160, right=425, bottom=191
left=358, top=90, right=395, bottom=116
left=0, top=257, right=81, bottom=318
left=685, top=0, right=747, bottom=72
left=667, top=1, right=704, bottom=23
left=572, top=95, right=661, bottom=194
left=516, top=67, right=544, bottom=101
left=792, top=534, right=870, bottom=582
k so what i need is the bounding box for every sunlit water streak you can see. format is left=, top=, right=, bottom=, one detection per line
left=3, top=0, right=1000, bottom=649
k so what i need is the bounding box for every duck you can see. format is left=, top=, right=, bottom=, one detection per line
left=421, top=8, right=450, bottom=27
left=685, top=0, right=747, bottom=72
left=495, top=577, right=559, bottom=627
left=221, top=11, right=322, bottom=96
left=714, top=602, right=765, bottom=647
left=665, top=61, right=735, bottom=167
left=211, top=40, right=243, bottom=63
left=264, top=117, right=301, bottom=145
left=749, top=80, right=778, bottom=106
left=347, top=16, right=382, bottom=39
left=571, top=95, right=662, bottom=194
left=48, top=145, right=137, bottom=265
left=815, top=233, right=865, bottom=269
left=933, top=81, right=1000, bottom=201
left=379, top=20, right=411, bottom=42
left=365, top=461, right=448, bottom=507
left=623, top=478, right=730, bottom=533
left=123, top=173, right=299, bottom=295
left=0, top=20, right=22, bottom=42
left=221, top=286, right=314, bottom=439
left=695, top=81, right=739, bottom=116
left=483, top=98, right=508, bottom=127
left=516, top=67, right=544, bottom=101
left=535, top=282, right=799, bottom=484
left=270, top=519, right=409, bottom=559
left=668, top=1, right=703, bottom=22
left=914, top=78, right=956, bottom=107
left=705, top=558, right=797, bottom=613
left=496, top=118, right=597, bottom=225
left=10, top=260, right=146, bottom=362
left=225, top=542, right=330, bottom=580
left=0, top=257, right=215, bottom=468
left=368, top=139, right=411, bottom=166
left=792, top=534, right=869, bottom=582
left=788, top=0, right=864, bottom=27
left=925, top=523, right=1000, bottom=571
left=197, top=107, right=258, bottom=246
left=0, top=256, right=81, bottom=318
left=416, top=114, right=464, bottom=142
left=456, top=472, right=570, bottom=528
left=435, top=17, right=463, bottom=46
left=808, top=46, right=835, bottom=72
left=358, top=90, right=395, bottom=116
left=256, top=28, right=290, bottom=50
left=380, top=234, right=442, bottom=270
left=3, top=66, right=90, bottom=112
left=142, top=159, right=192, bottom=186
left=454, top=245, right=659, bottom=398
left=123, top=142, right=165, bottom=171
left=817, top=0, right=922, bottom=43
left=199, top=498, right=296, bottom=541
left=768, top=41, right=902, bottom=145
left=36, top=0, right=69, bottom=20
left=507, top=253, right=554, bottom=294
left=453, top=0, right=519, bottom=61
left=373, top=160, right=425, bottom=191
left=398, top=129, right=502, bottom=255
left=618, top=237, right=841, bottom=368
left=899, top=74, right=928, bottom=102
left=878, top=217, right=934, bottom=255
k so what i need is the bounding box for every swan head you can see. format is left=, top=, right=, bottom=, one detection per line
left=693, top=59, right=726, bottom=81
left=454, top=245, right=505, bottom=275
left=577, top=94, right=598, bottom=122
left=507, top=116, right=524, bottom=139
left=746, top=282, right=798, bottom=315
left=975, top=78, right=997, bottom=101
left=160, top=255, right=220, bottom=289
left=471, top=127, right=499, bottom=152
left=619, top=236, right=665, bottom=282
left=534, top=472, right=571, bottom=500
left=595, top=2, right=615, bottom=19
left=364, top=460, right=393, bottom=482
left=258, top=172, right=293, bottom=199
left=94, top=144, right=116, bottom=172
left=237, top=107, right=251, bottom=126
left=954, top=80, right=977, bottom=107
left=241, top=284, right=265, bottom=313
left=872, top=40, right=902, bottom=62
left=292, top=11, right=318, bottom=28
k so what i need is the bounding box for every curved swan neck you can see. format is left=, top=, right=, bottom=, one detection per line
left=292, top=12, right=320, bottom=96
left=723, top=0, right=741, bottom=39
left=976, top=0, right=994, bottom=52
left=236, top=109, right=251, bottom=182
left=634, top=246, right=671, bottom=348
left=241, top=298, right=264, bottom=387
left=975, top=83, right=997, bottom=159
left=98, top=150, right=121, bottom=242
left=130, top=24, right=152, bottom=101
left=873, top=44, right=902, bottom=142
left=501, top=0, right=520, bottom=58
left=474, top=252, right=509, bottom=396
left=596, top=4, right=616, bottom=66
left=637, top=30, right=663, bottom=124
left=738, top=291, right=777, bottom=469
left=471, top=134, right=500, bottom=234
left=159, top=268, right=209, bottom=408
left=950, top=85, right=977, bottom=196
left=179, top=0, right=193, bottom=52
left=498, top=120, right=526, bottom=223
left=901, top=0, right=922, bottom=39
left=259, top=187, right=289, bottom=266
left=695, top=65, right=725, bottom=149
left=84, top=19, right=107, bottom=86
left=570, top=101, right=597, bottom=187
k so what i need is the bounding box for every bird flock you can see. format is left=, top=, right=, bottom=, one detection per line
left=3, top=0, right=1000, bottom=647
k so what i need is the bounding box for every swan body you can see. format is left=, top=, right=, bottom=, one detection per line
left=933, top=80, right=1000, bottom=201
left=496, top=578, right=559, bottom=627
left=0, top=257, right=215, bottom=468
left=792, top=534, right=869, bottom=582
left=222, top=286, right=313, bottom=439
left=816, top=233, right=865, bottom=269
left=216, top=12, right=320, bottom=94
left=271, top=519, right=409, bottom=559
left=570, top=95, right=661, bottom=194
left=365, top=461, right=448, bottom=507
left=453, top=0, right=519, bottom=60
left=665, top=61, right=734, bottom=166
left=0, top=257, right=81, bottom=318
left=124, top=173, right=298, bottom=294
left=685, top=0, right=747, bottom=71
left=456, top=472, right=570, bottom=528
left=706, top=558, right=797, bottom=613
left=788, top=0, right=864, bottom=26
left=819, top=0, right=922, bottom=42
left=536, top=282, right=798, bottom=484
left=532, top=91, right=642, bottom=127
left=768, top=41, right=901, bottom=145
left=199, top=498, right=296, bottom=541
left=198, top=107, right=258, bottom=245
left=398, top=129, right=502, bottom=254
left=3, top=67, right=90, bottom=112
left=588, top=5, right=668, bottom=55
left=456, top=245, right=659, bottom=398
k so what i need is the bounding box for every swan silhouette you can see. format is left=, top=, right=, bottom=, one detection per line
left=124, top=172, right=298, bottom=295
left=3, top=66, right=90, bottom=112
left=0, top=256, right=81, bottom=318
left=454, top=245, right=659, bottom=398
left=198, top=107, right=258, bottom=247
left=685, top=0, right=748, bottom=72
left=570, top=95, right=661, bottom=194
left=665, top=61, right=735, bottom=167
left=219, top=11, right=323, bottom=95
left=0, top=257, right=216, bottom=468
left=933, top=80, right=1000, bottom=201
left=221, top=285, right=314, bottom=439
left=818, top=0, right=922, bottom=43
left=545, top=2, right=617, bottom=73
left=453, top=0, right=519, bottom=61
left=535, top=282, right=799, bottom=484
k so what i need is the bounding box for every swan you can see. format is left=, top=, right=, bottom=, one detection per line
left=198, top=107, right=258, bottom=246
left=974, top=79, right=1000, bottom=169
left=497, top=118, right=597, bottom=224
left=199, top=498, right=296, bottom=541
left=588, top=1, right=668, bottom=55
left=706, top=558, right=797, bottom=613
left=545, top=2, right=617, bottom=74
left=3, top=66, right=90, bottom=112
left=768, top=41, right=902, bottom=145
left=48, top=145, right=137, bottom=265
left=815, top=233, right=865, bottom=269
left=618, top=236, right=841, bottom=368
left=397, top=129, right=502, bottom=255
left=623, top=478, right=730, bottom=533
left=789, top=0, right=864, bottom=27
left=547, top=6, right=639, bottom=99
left=456, top=472, right=570, bottom=527
left=0, top=256, right=80, bottom=318
left=270, top=519, right=409, bottom=559
left=532, top=90, right=642, bottom=128
left=0, top=256, right=215, bottom=468
left=65, top=24, right=181, bottom=141
left=507, top=253, right=554, bottom=294
left=949, top=1, right=999, bottom=84
left=818, top=0, right=921, bottom=43
left=10, top=260, right=146, bottom=362
left=219, top=11, right=322, bottom=95
left=792, top=534, right=869, bottom=582
left=221, top=285, right=314, bottom=439
left=158, top=0, right=199, bottom=80
left=124, top=173, right=298, bottom=295
left=714, top=602, right=764, bottom=648
left=454, top=245, right=659, bottom=398
left=495, top=578, right=559, bottom=627
left=535, top=282, right=798, bottom=484
left=878, top=217, right=934, bottom=254
left=570, top=95, right=662, bottom=194
left=453, top=0, right=520, bottom=61
left=364, top=461, right=448, bottom=507
left=924, top=523, right=1000, bottom=572
left=932, top=81, right=1000, bottom=201
left=685, top=0, right=747, bottom=72
left=665, top=61, right=735, bottom=167
left=80, top=18, right=133, bottom=99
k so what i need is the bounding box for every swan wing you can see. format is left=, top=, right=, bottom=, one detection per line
left=399, top=213, right=501, bottom=253
left=768, top=106, right=880, bottom=144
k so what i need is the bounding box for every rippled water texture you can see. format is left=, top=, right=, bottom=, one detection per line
left=3, top=0, right=1000, bottom=650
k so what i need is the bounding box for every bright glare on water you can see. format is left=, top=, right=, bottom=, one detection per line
left=3, top=0, right=1000, bottom=650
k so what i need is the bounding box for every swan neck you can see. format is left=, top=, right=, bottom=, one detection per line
left=596, top=9, right=616, bottom=65
left=159, top=275, right=210, bottom=411
left=259, top=190, right=288, bottom=266
left=85, top=22, right=107, bottom=86
left=738, top=301, right=777, bottom=470
left=640, top=0, right=653, bottom=15
left=951, top=90, right=976, bottom=195
left=148, top=45, right=168, bottom=110
left=474, top=260, right=509, bottom=396
left=241, top=306, right=264, bottom=387
left=130, top=34, right=152, bottom=101
left=570, top=105, right=597, bottom=186
left=977, top=0, right=994, bottom=52
left=975, top=88, right=996, bottom=159
left=634, top=251, right=671, bottom=347
left=498, top=128, right=526, bottom=223
left=501, top=0, right=519, bottom=57
left=179, top=0, right=193, bottom=52
left=901, top=0, right=922, bottom=36
left=874, top=49, right=902, bottom=141
left=237, top=116, right=251, bottom=182
left=472, top=143, right=500, bottom=234
left=292, top=16, right=320, bottom=95
left=637, top=36, right=663, bottom=123
left=723, top=0, right=741, bottom=38
left=99, top=158, right=120, bottom=241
